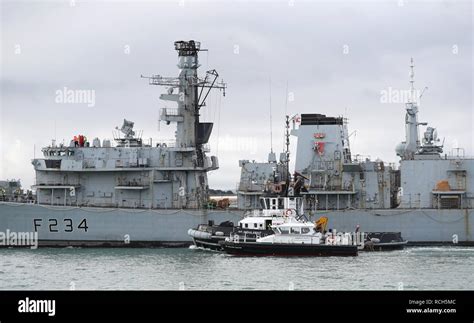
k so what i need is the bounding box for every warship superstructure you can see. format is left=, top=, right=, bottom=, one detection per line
left=1, top=49, right=472, bottom=246
left=237, top=59, right=473, bottom=244
left=35, top=40, right=222, bottom=210
left=0, top=40, right=242, bottom=246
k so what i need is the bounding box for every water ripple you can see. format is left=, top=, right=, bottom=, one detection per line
left=0, top=247, right=473, bottom=290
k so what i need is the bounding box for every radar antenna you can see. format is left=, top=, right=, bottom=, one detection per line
left=141, top=40, right=226, bottom=149
left=116, top=119, right=135, bottom=139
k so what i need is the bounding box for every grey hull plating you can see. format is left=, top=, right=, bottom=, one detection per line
left=318, top=208, right=473, bottom=245
left=0, top=203, right=243, bottom=247
left=0, top=203, right=472, bottom=246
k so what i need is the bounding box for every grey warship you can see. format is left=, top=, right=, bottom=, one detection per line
left=237, top=59, right=473, bottom=245
left=0, top=47, right=473, bottom=246
left=0, top=40, right=243, bottom=247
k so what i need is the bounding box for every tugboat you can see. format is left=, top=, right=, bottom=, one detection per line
left=188, top=196, right=407, bottom=251
left=188, top=197, right=408, bottom=251
left=187, top=196, right=304, bottom=250
left=221, top=218, right=359, bottom=257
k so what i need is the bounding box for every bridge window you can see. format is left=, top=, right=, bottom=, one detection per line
left=278, top=199, right=284, bottom=209
left=301, top=227, right=310, bottom=234
left=45, top=160, right=61, bottom=169
left=290, top=227, right=300, bottom=234
left=270, top=198, right=278, bottom=210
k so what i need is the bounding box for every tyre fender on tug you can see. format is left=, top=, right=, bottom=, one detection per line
left=187, top=229, right=212, bottom=240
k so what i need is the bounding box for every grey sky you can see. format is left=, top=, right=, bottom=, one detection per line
left=1, top=0, right=472, bottom=190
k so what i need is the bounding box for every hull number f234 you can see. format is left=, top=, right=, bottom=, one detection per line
left=33, top=218, right=89, bottom=233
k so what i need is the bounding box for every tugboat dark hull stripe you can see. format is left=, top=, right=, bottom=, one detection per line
left=222, top=242, right=358, bottom=256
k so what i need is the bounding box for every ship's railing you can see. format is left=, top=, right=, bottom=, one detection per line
left=155, top=139, right=178, bottom=148
left=154, top=141, right=210, bottom=151
left=229, top=231, right=262, bottom=243
left=160, top=108, right=180, bottom=117
left=307, top=183, right=355, bottom=191
left=353, top=154, right=371, bottom=163
left=444, top=155, right=474, bottom=160
left=34, top=181, right=80, bottom=186
left=449, top=148, right=465, bottom=158
left=116, top=179, right=147, bottom=187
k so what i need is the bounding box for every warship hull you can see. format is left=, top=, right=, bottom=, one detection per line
left=0, top=203, right=472, bottom=246
left=319, top=208, right=473, bottom=245
left=0, top=203, right=243, bottom=247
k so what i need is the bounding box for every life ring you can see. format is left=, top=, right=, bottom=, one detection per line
left=285, top=209, right=293, bottom=217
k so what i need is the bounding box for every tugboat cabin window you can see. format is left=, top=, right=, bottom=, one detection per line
left=278, top=199, right=284, bottom=210
left=245, top=223, right=248, bottom=228
left=254, top=223, right=258, bottom=228
left=290, top=227, right=300, bottom=234
left=270, top=198, right=278, bottom=210
left=301, top=227, right=310, bottom=234
left=279, top=227, right=290, bottom=234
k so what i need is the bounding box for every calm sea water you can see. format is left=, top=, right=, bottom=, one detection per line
left=0, top=246, right=473, bottom=290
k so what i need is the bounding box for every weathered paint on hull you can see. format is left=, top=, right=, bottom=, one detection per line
left=0, top=203, right=243, bottom=247
left=316, top=208, right=473, bottom=245
left=0, top=203, right=472, bottom=246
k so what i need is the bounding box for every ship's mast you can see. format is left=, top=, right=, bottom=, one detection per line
left=285, top=115, right=291, bottom=193
left=285, top=115, right=290, bottom=171
left=140, top=40, right=226, bottom=208
left=409, top=57, right=416, bottom=104
left=141, top=40, right=226, bottom=148
left=401, top=58, right=420, bottom=160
